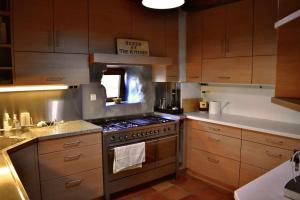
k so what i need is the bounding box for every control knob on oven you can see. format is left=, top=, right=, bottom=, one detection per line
left=110, top=136, right=116, bottom=141
left=124, top=135, right=128, bottom=140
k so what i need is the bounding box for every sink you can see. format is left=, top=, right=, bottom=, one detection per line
left=0, top=137, right=26, bottom=150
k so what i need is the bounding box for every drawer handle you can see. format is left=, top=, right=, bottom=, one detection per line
left=218, top=76, right=231, bottom=79
left=208, top=127, right=221, bottom=132
left=64, top=154, right=81, bottom=162
left=208, top=136, right=220, bottom=142
left=265, top=151, right=283, bottom=159
left=207, top=157, right=220, bottom=164
left=65, top=179, right=82, bottom=188
left=265, top=138, right=284, bottom=145
left=63, top=141, right=81, bottom=148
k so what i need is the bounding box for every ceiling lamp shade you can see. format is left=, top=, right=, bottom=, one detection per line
left=142, top=0, right=185, bottom=9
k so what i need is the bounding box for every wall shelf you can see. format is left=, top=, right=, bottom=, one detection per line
left=0, top=11, right=10, bottom=16
left=0, top=44, right=11, bottom=48
left=271, top=97, right=300, bottom=112
left=0, top=67, right=12, bottom=70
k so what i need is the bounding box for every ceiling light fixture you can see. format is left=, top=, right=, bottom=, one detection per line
left=142, top=0, right=185, bottom=9
left=0, top=85, right=69, bottom=93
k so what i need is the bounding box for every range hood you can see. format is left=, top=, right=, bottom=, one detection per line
left=89, top=53, right=172, bottom=66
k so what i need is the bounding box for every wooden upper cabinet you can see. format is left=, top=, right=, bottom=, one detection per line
left=202, top=6, right=226, bottom=59
left=226, top=0, right=253, bottom=57
left=131, top=4, right=166, bottom=57
left=253, top=0, right=277, bottom=56
left=186, top=11, right=202, bottom=82
left=89, top=0, right=132, bottom=53
left=13, top=0, right=53, bottom=52
left=165, top=10, right=179, bottom=82
left=278, top=0, right=300, bottom=20
left=54, top=0, right=88, bottom=53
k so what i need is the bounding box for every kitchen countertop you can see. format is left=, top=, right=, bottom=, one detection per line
left=0, top=120, right=102, bottom=200
left=186, top=112, right=300, bottom=139
left=234, top=161, right=300, bottom=200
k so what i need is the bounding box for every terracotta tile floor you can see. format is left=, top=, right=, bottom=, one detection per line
left=115, top=175, right=235, bottom=200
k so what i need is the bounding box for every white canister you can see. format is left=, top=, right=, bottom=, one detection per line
left=20, top=112, right=32, bottom=127
left=209, top=101, right=222, bottom=115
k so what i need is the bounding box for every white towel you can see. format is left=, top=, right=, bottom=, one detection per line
left=113, top=142, right=146, bottom=174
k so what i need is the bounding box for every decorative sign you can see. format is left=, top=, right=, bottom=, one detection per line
left=117, top=39, right=149, bottom=56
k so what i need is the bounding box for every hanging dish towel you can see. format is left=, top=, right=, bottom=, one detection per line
left=113, top=142, right=145, bottom=174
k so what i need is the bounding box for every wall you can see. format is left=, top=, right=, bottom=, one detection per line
left=198, top=84, right=300, bottom=124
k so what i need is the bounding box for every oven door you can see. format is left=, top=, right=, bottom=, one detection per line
left=156, top=135, right=178, bottom=167
left=107, top=139, right=156, bottom=181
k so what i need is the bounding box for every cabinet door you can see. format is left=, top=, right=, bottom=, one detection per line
left=226, top=0, right=253, bottom=57
left=165, top=10, right=179, bottom=82
left=13, top=0, right=53, bottom=52
left=202, top=57, right=252, bottom=84
left=253, top=0, right=277, bottom=55
left=89, top=0, right=132, bottom=53
left=252, top=56, right=276, bottom=84
left=186, top=11, right=202, bottom=82
left=131, top=4, right=166, bottom=56
left=278, top=0, right=300, bottom=19
left=202, top=6, right=226, bottom=59
left=15, top=52, right=89, bottom=85
left=54, top=0, right=88, bottom=53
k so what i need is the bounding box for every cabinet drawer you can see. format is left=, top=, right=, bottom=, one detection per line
left=202, top=57, right=252, bottom=84
left=189, top=148, right=240, bottom=187
left=39, top=144, right=102, bottom=181
left=191, top=120, right=241, bottom=139
left=190, top=129, right=241, bottom=161
left=38, top=133, right=101, bottom=154
left=241, top=140, right=292, bottom=170
left=41, top=168, right=103, bottom=200
left=239, top=163, right=267, bottom=186
left=242, top=129, right=300, bottom=151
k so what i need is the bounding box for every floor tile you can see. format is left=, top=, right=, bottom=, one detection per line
left=160, top=185, right=190, bottom=200
left=152, top=181, right=174, bottom=191
left=142, top=191, right=169, bottom=200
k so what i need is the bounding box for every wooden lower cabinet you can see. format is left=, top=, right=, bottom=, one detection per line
left=241, top=140, right=292, bottom=170
left=41, top=168, right=103, bottom=200
left=239, top=163, right=267, bottom=187
left=189, top=148, right=240, bottom=188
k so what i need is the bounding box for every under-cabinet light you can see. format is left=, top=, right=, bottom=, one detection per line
left=0, top=85, right=69, bottom=93
left=142, top=0, right=185, bottom=9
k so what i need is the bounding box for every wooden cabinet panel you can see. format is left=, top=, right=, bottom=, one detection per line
left=278, top=0, right=300, bottom=19
left=241, top=140, right=292, bottom=170
left=239, top=163, right=267, bottom=186
left=191, top=120, right=241, bottom=139
left=202, top=6, right=226, bottom=59
left=89, top=0, right=132, bottom=53
left=186, top=63, right=202, bottom=82
left=253, top=0, right=277, bottom=56
left=132, top=5, right=165, bottom=56
left=38, top=133, right=101, bottom=155
left=190, top=129, right=241, bottom=161
left=13, top=0, right=53, bottom=52
left=252, top=56, right=276, bottom=84
left=242, top=129, right=300, bottom=151
left=41, top=168, right=103, bottom=200
left=14, top=52, right=89, bottom=85
left=39, top=144, right=102, bottom=181
left=165, top=10, right=179, bottom=81
left=54, top=0, right=88, bottom=53
left=226, top=0, right=253, bottom=57
left=189, top=148, right=240, bottom=188
left=202, top=57, right=252, bottom=84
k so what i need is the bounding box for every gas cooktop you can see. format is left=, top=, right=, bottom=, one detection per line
left=91, top=115, right=174, bottom=132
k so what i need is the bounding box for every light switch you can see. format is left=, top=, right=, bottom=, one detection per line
left=90, top=94, right=97, bottom=101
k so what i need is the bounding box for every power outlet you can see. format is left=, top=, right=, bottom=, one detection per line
left=90, top=94, right=97, bottom=101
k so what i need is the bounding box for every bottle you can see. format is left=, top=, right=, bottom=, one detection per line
left=199, top=91, right=209, bottom=112
left=12, top=114, right=21, bottom=129
left=3, top=113, right=12, bottom=131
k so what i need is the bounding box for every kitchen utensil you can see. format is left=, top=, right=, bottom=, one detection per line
left=159, top=98, right=167, bottom=109
left=209, top=101, right=222, bottom=115
left=20, top=112, right=32, bottom=127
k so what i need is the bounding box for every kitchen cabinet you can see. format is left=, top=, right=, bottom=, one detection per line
left=186, top=11, right=202, bottom=82
left=131, top=5, right=165, bottom=57
left=14, top=52, right=89, bottom=85
left=202, top=0, right=253, bottom=59
left=165, top=10, right=179, bottom=82
left=277, top=0, right=300, bottom=19
left=89, top=0, right=131, bottom=54
left=202, top=57, right=252, bottom=84
left=38, top=132, right=103, bottom=199
left=13, top=0, right=53, bottom=52
left=13, top=0, right=88, bottom=53
left=252, top=56, right=276, bottom=85
left=239, top=163, right=267, bottom=186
